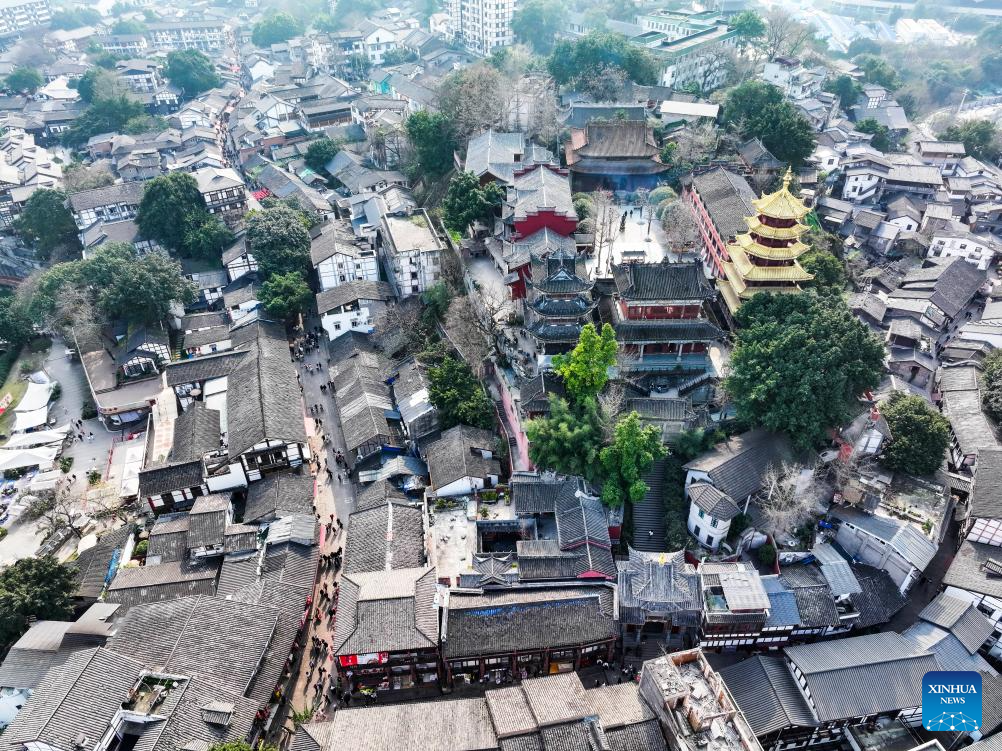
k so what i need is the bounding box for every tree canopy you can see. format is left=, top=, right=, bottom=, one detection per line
left=442, top=171, right=505, bottom=233
left=165, top=50, right=220, bottom=97
left=252, top=12, right=304, bottom=47
left=526, top=396, right=604, bottom=482
left=722, top=81, right=816, bottom=167
left=599, top=412, right=666, bottom=508
left=0, top=557, right=77, bottom=652
left=404, top=110, right=457, bottom=179
left=62, top=95, right=145, bottom=147
left=982, top=350, right=1002, bottom=423
left=437, top=65, right=509, bottom=142
left=552, top=323, right=618, bottom=404
left=511, top=0, right=567, bottom=54
left=261, top=271, right=312, bottom=321
left=732, top=10, right=766, bottom=41
left=305, top=137, right=342, bottom=172
left=136, top=172, right=211, bottom=253
left=824, top=75, right=863, bottom=109
left=855, top=53, right=900, bottom=90
left=0, top=289, right=33, bottom=349
left=855, top=117, right=891, bottom=152
left=49, top=7, right=102, bottom=29
left=427, top=354, right=494, bottom=430
left=246, top=205, right=312, bottom=280
left=547, top=31, right=659, bottom=92
left=14, top=189, right=80, bottom=261
left=800, top=247, right=845, bottom=295
left=879, top=392, right=949, bottom=476
left=725, top=294, right=884, bottom=449
left=939, top=120, right=1001, bottom=162
left=5, top=66, right=42, bottom=93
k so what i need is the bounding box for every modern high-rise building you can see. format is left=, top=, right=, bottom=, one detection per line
left=450, top=0, right=517, bottom=56
left=0, top=0, right=51, bottom=36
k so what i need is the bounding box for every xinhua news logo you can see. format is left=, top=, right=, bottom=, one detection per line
left=923, top=671, right=982, bottom=732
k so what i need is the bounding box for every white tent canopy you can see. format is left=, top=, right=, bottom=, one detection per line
left=15, top=378, right=54, bottom=414
left=13, top=407, right=50, bottom=433
left=0, top=445, right=59, bottom=471
left=1, top=425, right=70, bottom=449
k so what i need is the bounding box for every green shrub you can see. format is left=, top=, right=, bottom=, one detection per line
left=81, top=401, right=97, bottom=420
left=133, top=539, right=148, bottom=558
left=756, top=543, right=777, bottom=567
left=86, top=469, right=101, bottom=485
left=58, top=456, right=73, bottom=473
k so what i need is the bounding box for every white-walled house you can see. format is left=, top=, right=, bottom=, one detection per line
left=423, top=424, right=501, bottom=497
left=317, top=280, right=393, bottom=341
left=311, top=219, right=380, bottom=292
left=686, top=483, right=740, bottom=551
left=378, top=209, right=443, bottom=298
left=928, top=224, right=1001, bottom=271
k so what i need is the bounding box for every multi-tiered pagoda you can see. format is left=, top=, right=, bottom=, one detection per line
left=717, top=168, right=814, bottom=316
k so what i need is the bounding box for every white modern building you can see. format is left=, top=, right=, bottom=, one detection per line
left=317, top=280, right=393, bottom=341
left=686, top=483, right=740, bottom=551
left=0, top=0, right=50, bottom=35
left=451, top=0, right=516, bottom=56
left=928, top=224, right=1001, bottom=271
left=378, top=209, right=443, bottom=298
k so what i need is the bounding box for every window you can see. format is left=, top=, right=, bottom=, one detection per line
left=706, top=535, right=714, bottom=547
left=710, top=518, right=718, bottom=528
left=698, top=508, right=705, bottom=519
left=693, top=525, right=701, bottom=538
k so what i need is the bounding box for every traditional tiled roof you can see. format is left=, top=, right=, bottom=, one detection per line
left=972, top=449, right=1002, bottom=519
left=241, top=468, right=314, bottom=523
left=343, top=501, right=425, bottom=574
left=0, top=621, right=77, bottom=692
left=331, top=568, right=438, bottom=656
left=163, top=351, right=246, bottom=387
left=687, top=482, right=740, bottom=520
left=227, top=321, right=307, bottom=458
left=683, top=429, right=791, bottom=502
left=613, top=261, right=713, bottom=302
left=138, top=460, right=205, bottom=499
left=316, top=280, right=393, bottom=314
left=617, top=548, right=701, bottom=627
left=720, top=655, right=817, bottom=736
left=105, top=560, right=219, bottom=607
left=423, top=425, right=500, bottom=492
left=569, top=122, right=658, bottom=159
left=169, top=403, right=221, bottom=463
left=688, top=168, right=756, bottom=242
left=443, top=586, right=617, bottom=659
left=509, top=164, right=575, bottom=223
left=148, top=513, right=191, bottom=563
left=918, top=591, right=994, bottom=654
left=67, top=181, right=145, bottom=212
left=73, top=524, right=132, bottom=600
left=783, top=633, right=939, bottom=721
left=186, top=494, right=229, bottom=549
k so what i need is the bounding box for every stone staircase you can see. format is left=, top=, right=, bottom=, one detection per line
left=631, top=458, right=666, bottom=552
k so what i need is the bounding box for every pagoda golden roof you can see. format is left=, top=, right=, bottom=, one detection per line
left=745, top=215, right=809, bottom=242
left=725, top=246, right=814, bottom=284
left=732, top=232, right=811, bottom=261
left=751, top=168, right=811, bottom=221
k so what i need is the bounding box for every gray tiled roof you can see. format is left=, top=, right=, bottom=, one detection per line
left=972, top=449, right=1002, bottom=519
left=443, top=587, right=617, bottom=659
left=164, top=351, right=246, bottom=387
left=0, top=621, right=77, bottom=691
left=510, top=474, right=580, bottom=514
left=464, top=129, right=526, bottom=184
left=831, top=506, right=937, bottom=571
left=510, top=164, right=575, bottom=222
left=605, top=719, right=669, bottom=751
left=242, top=468, right=314, bottom=523
left=617, top=548, right=701, bottom=626
left=227, top=321, right=307, bottom=458
left=169, top=403, right=221, bottom=463
left=424, top=424, right=500, bottom=491
left=354, top=480, right=409, bottom=510
left=918, top=591, right=994, bottom=654
left=73, top=524, right=132, bottom=600
left=331, top=568, right=438, bottom=657
left=901, top=621, right=995, bottom=675
left=148, top=513, right=191, bottom=563
left=105, top=560, right=219, bottom=607
left=216, top=540, right=318, bottom=608
left=684, top=429, right=791, bottom=501
left=343, top=501, right=425, bottom=574
left=848, top=564, right=906, bottom=629
left=783, top=632, right=939, bottom=721
left=67, top=181, right=145, bottom=211
left=2, top=648, right=145, bottom=751
left=613, top=262, right=713, bottom=302
left=316, top=280, right=393, bottom=314
left=187, top=494, right=229, bottom=549
left=720, top=655, right=817, bottom=736
left=138, top=460, right=205, bottom=498
left=689, top=168, right=756, bottom=242
left=585, top=683, right=655, bottom=729
left=687, top=483, right=739, bottom=521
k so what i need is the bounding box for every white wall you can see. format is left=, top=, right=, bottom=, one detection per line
left=686, top=500, right=731, bottom=550
left=929, top=234, right=998, bottom=271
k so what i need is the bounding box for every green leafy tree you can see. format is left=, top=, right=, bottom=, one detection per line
left=847, top=37, right=881, bottom=57
left=90, top=51, right=121, bottom=70
left=62, top=95, right=145, bottom=147
left=855, top=54, right=900, bottom=90
left=725, top=294, right=884, bottom=449
left=0, top=557, right=77, bottom=651
left=136, top=172, right=209, bottom=252
left=981, top=51, right=1002, bottom=87
left=252, top=12, right=304, bottom=47
left=165, top=50, right=220, bottom=97
left=722, top=81, right=816, bottom=167
left=981, top=350, right=1002, bottom=423
left=111, top=18, right=145, bottom=34
left=82, top=243, right=195, bottom=324
left=0, top=289, right=33, bottom=348
left=599, top=411, right=666, bottom=508
left=855, top=118, right=891, bottom=152
left=428, top=354, right=494, bottom=430
left=824, top=74, right=863, bottom=108
left=305, top=137, right=343, bottom=172
left=732, top=10, right=766, bottom=41
left=511, top=0, right=567, bottom=54
left=49, top=7, right=102, bottom=29
left=5, top=66, right=42, bottom=93
left=442, top=171, right=505, bottom=233
left=246, top=205, right=312, bottom=280
left=552, top=322, right=618, bottom=403
left=312, top=13, right=339, bottom=31
left=527, top=397, right=604, bottom=481
left=422, top=282, right=451, bottom=323
left=183, top=215, right=234, bottom=260
left=879, top=392, right=949, bottom=475
left=123, top=114, right=168, bottom=135
left=261, top=271, right=312, bottom=321
left=939, top=120, right=1001, bottom=162
left=547, top=31, right=659, bottom=89
left=404, top=110, right=458, bottom=178
left=14, top=189, right=80, bottom=261
left=800, top=248, right=845, bottom=295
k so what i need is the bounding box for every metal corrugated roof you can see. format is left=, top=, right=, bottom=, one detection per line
left=720, top=655, right=817, bottom=736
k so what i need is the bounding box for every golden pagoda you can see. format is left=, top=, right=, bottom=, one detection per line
left=717, top=168, right=814, bottom=315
